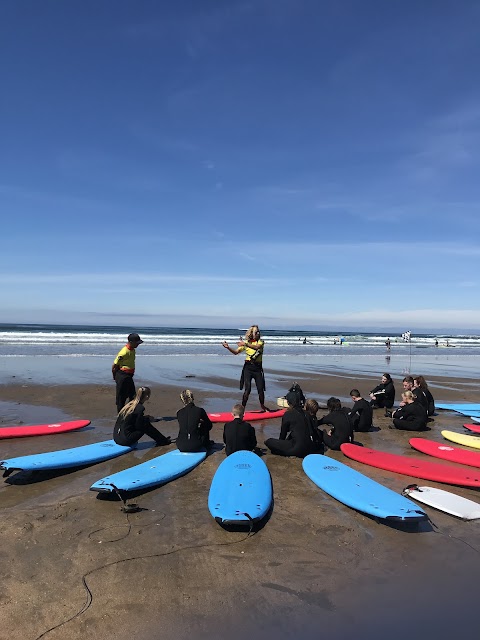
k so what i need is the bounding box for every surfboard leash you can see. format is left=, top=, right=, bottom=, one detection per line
left=243, top=512, right=255, bottom=535
left=34, top=517, right=258, bottom=640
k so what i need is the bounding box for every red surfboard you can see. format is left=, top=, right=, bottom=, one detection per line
left=464, top=423, right=480, bottom=434
left=208, top=409, right=286, bottom=423
left=340, top=443, right=480, bottom=487
left=0, top=420, right=90, bottom=439
left=410, top=438, right=480, bottom=469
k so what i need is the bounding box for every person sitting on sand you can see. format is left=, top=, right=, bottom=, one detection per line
left=222, top=325, right=268, bottom=411
left=317, top=397, right=354, bottom=450
left=113, top=386, right=171, bottom=447
left=369, top=373, right=395, bottom=416
left=264, top=391, right=321, bottom=457
left=176, top=389, right=213, bottom=452
left=304, top=398, right=324, bottom=451
left=223, top=404, right=257, bottom=456
left=413, top=375, right=435, bottom=416
left=348, top=389, right=373, bottom=432
left=391, top=391, right=428, bottom=431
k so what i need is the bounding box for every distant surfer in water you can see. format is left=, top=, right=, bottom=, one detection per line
left=222, top=324, right=268, bottom=411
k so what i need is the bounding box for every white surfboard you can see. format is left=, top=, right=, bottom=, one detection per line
left=402, top=485, right=480, bottom=520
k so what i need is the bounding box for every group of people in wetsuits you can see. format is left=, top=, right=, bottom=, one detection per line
left=369, top=372, right=435, bottom=431
left=113, top=385, right=256, bottom=456
left=111, top=326, right=436, bottom=460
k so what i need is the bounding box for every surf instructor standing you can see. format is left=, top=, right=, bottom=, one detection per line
left=112, top=332, right=143, bottom=412
left=222, top=325, right=268, bottom=411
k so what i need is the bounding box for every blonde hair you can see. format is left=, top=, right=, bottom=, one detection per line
left=180, top=389, right=194, bottom=405
left=118, top=386, right=151, bottom=419
left=305, top=398, right=319, bottom=415
left=402, top=390, right=414, bottom=403
left=244, top=325, right=261, bottom=342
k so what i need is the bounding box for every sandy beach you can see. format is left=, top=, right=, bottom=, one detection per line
left=1, top=369, right=480, bottom=640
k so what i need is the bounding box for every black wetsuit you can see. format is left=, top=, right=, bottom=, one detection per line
left=176, top=403, right=213, bottom=452
left=223, top=418, right=257, bottom=456
left=317, top=409, right=353, bottom=450
left=370, top=381, right=395, bottom=408
left=114, top=404, right=170, bottom=447
left=348, top=398, right=373, bottom=432
left=392, top=402, right=428, bottom=431
left=424, top=388, right=435, bottom=416
left=114, top=371, right=135, bottom=413
left=240, top=361, right=265, bottom=407
left=265, top=407, right=321, bottom=458
left=413, top=387, right=429, bottom=413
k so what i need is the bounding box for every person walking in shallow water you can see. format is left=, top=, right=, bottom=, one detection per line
left=112, top=332, right=144, bottom=412
left=222, top=325, right=268, bottom=411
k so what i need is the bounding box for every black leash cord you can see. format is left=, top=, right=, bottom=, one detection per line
left=34, top=523, right=257, bottom=640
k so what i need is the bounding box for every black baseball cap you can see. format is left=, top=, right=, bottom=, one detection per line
left=127, top=333, right=143, bottom=344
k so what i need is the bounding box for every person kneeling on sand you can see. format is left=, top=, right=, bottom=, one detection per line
left=391, top=391, right=428, bottom=431
left=264, top=391, right=321, bottom=458
left=114, top=386, right=171, bottom=447
left=317, top=397, right=353, bottom=451
left=223, top=404, right=257, bottom=456
left=176, top=389, right=214, bottom=452
left=348, top=389, right=373, bottom=432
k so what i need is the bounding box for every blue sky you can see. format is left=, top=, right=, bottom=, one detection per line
left=1, top=1, right=480, bottom=331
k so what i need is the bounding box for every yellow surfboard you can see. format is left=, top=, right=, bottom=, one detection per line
left=277, top=397, right=289, bottom=408
left=442, top=430, right=480, bottom=450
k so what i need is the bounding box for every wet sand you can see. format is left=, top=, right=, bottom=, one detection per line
left=1, top=372, right=480, bottom=640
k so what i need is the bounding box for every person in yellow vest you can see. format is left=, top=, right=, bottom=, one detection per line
left=222, top=325, right=268, bottom=411
left=112, top=332, right=143, bottom=412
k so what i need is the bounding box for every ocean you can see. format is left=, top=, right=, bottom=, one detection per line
left=1, top=323, right=479, bottom=390
left=1, top=323, right=479, bottom=357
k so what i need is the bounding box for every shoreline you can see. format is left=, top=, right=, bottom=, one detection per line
left=3, top=350, right=480, bottom=394
left=1, top=371, right=480, bottom=639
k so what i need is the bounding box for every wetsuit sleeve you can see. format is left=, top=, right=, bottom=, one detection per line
left=370, top=384, right=383, bottom=395
left=249, top=424, right=257, bottom=449
left=200, top=408, right=213, bottom=432
left=279, top=414, right=291, bottom=440
left=394, top=406, right=407, bottom=419
left=349, top=401, right=360, bottom=418
left=133, top=405, right=146, bottom=429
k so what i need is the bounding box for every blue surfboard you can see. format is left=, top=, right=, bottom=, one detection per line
left=302, top=455, right=426, bottom=522
left=0, top=439, right=133, bottom=472
left=208, top=451, right=272, bottom=525
left=90, top=449, right=206, bottom=493
left=437, top=403, right=480, bottom=414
